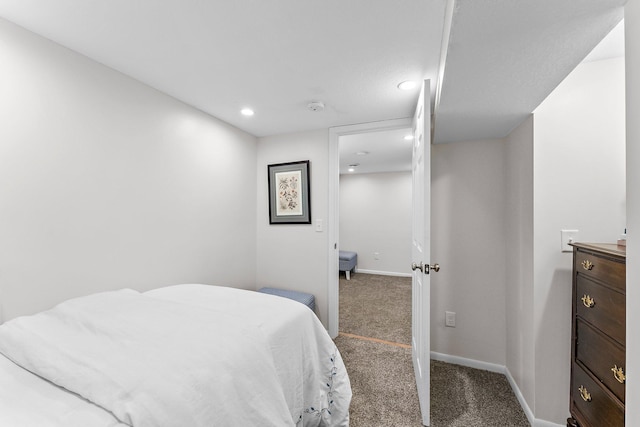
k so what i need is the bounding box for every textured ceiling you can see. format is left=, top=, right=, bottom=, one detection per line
left=0, top=0, right=446, bottom=138
left=339, top=127, right=413, bottom=175
left=0, top=0, right=626, bottom=147
left=433, top=0, right=625, bottom=143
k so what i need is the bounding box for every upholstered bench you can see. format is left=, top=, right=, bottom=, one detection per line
left=339, top=250, right=357, bottom=280
left=257, top=287, right=316, bottom=312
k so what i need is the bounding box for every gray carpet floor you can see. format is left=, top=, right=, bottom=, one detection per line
left=335, top=273, right=530, bottom=427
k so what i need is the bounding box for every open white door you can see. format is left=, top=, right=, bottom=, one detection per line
left=411, top=79, right=436, bottom=426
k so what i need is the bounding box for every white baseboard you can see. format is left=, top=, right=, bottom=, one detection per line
left=430, top=351, right=564, bottom=427
left=355, top=269, right=412, bottom=278
left=431, top=351, right=505, bottom=374
left=532, top=419, right=564, bottom=427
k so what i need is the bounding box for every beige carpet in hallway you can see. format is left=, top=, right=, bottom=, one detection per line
left=339, top=273, right=412, bottom=345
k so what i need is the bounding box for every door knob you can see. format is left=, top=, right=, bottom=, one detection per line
left=412, top=262, right=440, bottom=274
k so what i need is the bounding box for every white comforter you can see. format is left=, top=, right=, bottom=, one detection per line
left=0, top=284, right=351, bottom=427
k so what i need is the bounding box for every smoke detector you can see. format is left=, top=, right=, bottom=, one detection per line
left=307, top=101, right=325, bottom=112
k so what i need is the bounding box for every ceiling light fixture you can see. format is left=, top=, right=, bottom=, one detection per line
left=348, top=163, right=359, bottom=173
left=240, top=108, right=255, bottom=116
left=356, top=151, right=370, bottom=156
left=397, top=80, right=417, bottom=91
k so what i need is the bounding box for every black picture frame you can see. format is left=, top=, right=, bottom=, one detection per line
left=268, top=160, right=311, bottom=224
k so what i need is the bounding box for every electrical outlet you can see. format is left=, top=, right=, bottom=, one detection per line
left=445, top=311, right=456, bottom=327
left=374, top=252, right=380, bottom=260
left=561, top=229, right=579, bottom=252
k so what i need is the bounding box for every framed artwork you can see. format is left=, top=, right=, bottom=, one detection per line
left=268, top=160, right=311, bottom=224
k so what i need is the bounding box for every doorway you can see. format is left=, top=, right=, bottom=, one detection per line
left=338, top=128, right=413, bottom=275
left=327, top=118, right=412, bottom=338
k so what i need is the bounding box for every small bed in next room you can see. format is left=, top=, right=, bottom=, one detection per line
left=0, top=284, right=351, bottom=427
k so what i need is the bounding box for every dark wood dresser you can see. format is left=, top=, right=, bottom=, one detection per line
left=568, top=243, right=626, bottom=427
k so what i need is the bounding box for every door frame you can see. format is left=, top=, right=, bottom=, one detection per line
left=327, top=118, right=413, bottom=338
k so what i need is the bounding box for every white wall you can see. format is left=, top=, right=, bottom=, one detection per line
left=532, top=57, right=626, bottom=424
left=625, top=1, right=640, bottom=425
left=431, top=139, right=507, bottom=365
left=339, top=172, right=411, bottom=276
left=256, top=130, right=330, bottom=326
left=504, top=115, right=536, bottom=412
left=0, top=19, right=258, bottom=321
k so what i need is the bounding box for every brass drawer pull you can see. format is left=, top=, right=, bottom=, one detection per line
left=579, top=385, right=592, bottom=402
left=612, top=365, right=626, bottom=384
left=581, top=260, right=594, bottom=270
left=581, top=295, right=595, bottom=308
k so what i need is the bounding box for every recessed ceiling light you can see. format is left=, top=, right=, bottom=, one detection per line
left=397, top=80, right=417, bottom=91
left=404, top=134, right=414, bottom=141
left=348, top=163, right=359, bottom=172
left=241, top=108, right=255, bottom=116
left=356, top=151, right=370, bottom=156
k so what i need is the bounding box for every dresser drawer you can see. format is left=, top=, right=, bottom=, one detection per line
left=575, top=249, right=625, bottom=292
left=576, top=320, right=625, bottom=402
left=571, top=363, right=624, bottom=427
left=576, top=276, right=625, bottom=345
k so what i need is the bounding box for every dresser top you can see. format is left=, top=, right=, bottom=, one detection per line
left=571, top=242, right=626, bottom=258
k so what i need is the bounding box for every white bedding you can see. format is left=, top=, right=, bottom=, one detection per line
left=0, top=354, right=127, bottom=427
left=0, top=284, right=351, bottom=427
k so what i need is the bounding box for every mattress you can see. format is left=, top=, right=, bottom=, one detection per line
left=0, top=284, right=351, bottom=426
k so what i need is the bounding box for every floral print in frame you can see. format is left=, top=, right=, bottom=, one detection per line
left=268, top=160, right=311, bottom=224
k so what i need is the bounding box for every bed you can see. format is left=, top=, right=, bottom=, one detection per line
left=0, top=284, right=351, bottom=427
